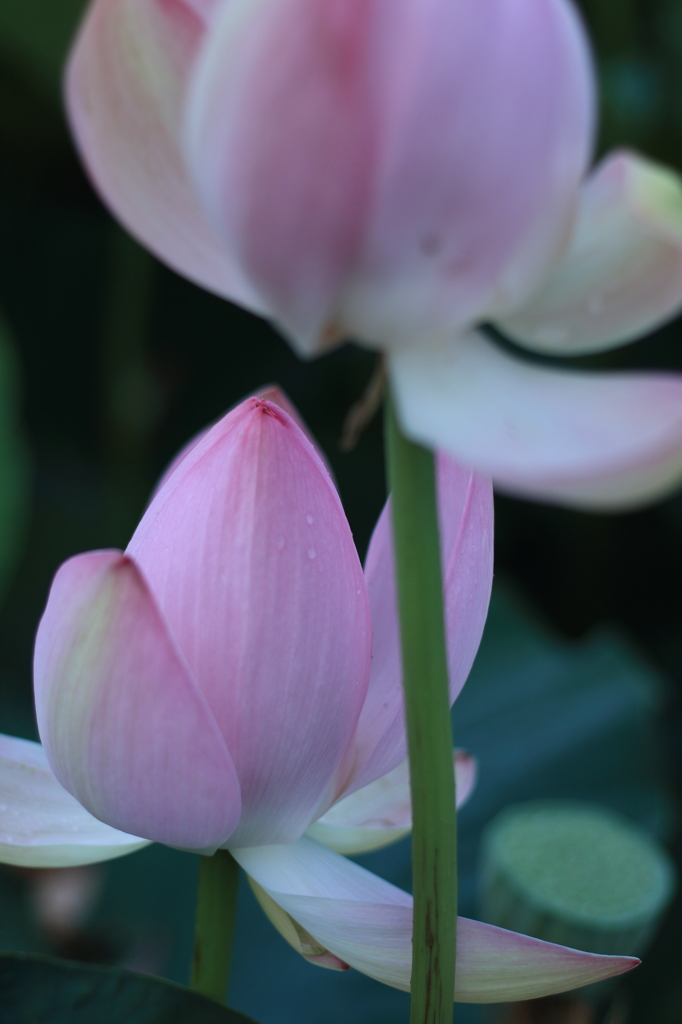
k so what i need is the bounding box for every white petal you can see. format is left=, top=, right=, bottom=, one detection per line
left=0, top=734, right=149, bottom=868
left=232, top=837, right=637, bottom=1001
left=307, top=751, right=476, bottom=855
left=390, top=330, right=682, bottom=510
left=500, top=151, right=682, bottom=355
left=247, top=878, right=350, bottom=971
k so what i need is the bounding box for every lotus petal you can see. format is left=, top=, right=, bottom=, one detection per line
left=128, top=399, right=371, bottom=846
left=185, top=0, right=594, bottom=353
left=151, top=384, right=328, bottom=499
left=307, top=750, right=476, bottom=855
left=339, top=456, right=492, bottom=795
left=390, top=330, right=682, bottom=509
left=0, top=734, right=149, bottom=868
left=66, top=0, right=266, bottom=311
left=233, top=837, right=638, bottom=1001
left=500, top=151, right=682, bottom=355
left=34, top=550, right=241, bottom=850
left=248, top=878, right=350, bottom=970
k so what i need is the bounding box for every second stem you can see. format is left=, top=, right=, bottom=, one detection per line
left=191, top=850, right=240, bottom=1003
left=386, top=396, right=457, bottom=1024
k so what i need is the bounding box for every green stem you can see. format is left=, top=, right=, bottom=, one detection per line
left=385, top=395, right=457, bottom=1024
left=191, top=850, right=240, bottom=1003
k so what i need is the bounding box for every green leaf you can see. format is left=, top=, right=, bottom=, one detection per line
left=0, top=952, right=262, bottom=1024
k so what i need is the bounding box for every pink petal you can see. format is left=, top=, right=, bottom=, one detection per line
left=185, top=0, right=594, bottom=353
left=307, top=750, right=476, bottom=855
left=233, top=837, right=638, bottom=1000
left=252, top=388, right=336, bottom=481
left=500, top=150, right=682, bottom=354
left=151, top=385, right=330, bottom=499
left=34, top=551, right=241, bottom=850
left=65, top=0, right=267, bottom=311
left=391, top=330, right=682, bottom=509
left=338, top=457, right=493, bottom=796
left=0, top=734, right=149, bottom=868
left=181, top=0, right=223, bottom=22
left=128, top=399, right=371, bottom=846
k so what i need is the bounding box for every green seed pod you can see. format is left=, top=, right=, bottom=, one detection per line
left=479, top=800, right=676, bottom=996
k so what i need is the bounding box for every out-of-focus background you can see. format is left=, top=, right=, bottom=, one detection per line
left=1, top=2, right=682, bottom=1022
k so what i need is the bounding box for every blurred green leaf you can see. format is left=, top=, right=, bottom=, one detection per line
left=0, top=317, right=29, bottom=601
left=0, top=0, right=87, bottom=99
left=0, top=952, right=261, bottom=1024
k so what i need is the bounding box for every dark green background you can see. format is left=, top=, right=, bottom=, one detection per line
left=1, top=1, right=682, bottom=1022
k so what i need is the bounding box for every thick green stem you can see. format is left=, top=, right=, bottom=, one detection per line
left=385, top=396, right=457, bottom=1024
left=191, top=850, right=240, bottom=1003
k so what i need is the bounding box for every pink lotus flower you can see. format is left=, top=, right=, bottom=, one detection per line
left=66, top=0, right=682, bottom=509
left=0, top=392, right=635, bottom=999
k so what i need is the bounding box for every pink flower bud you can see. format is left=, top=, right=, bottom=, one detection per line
left=32, top=391, right=494, bottom=851
left=34, top=397, right=372, bottom=849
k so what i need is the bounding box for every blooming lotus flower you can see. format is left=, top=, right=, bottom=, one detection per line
left=66, top=0, right=682, bottom=510
left=0, top=392, right=635, bottom=998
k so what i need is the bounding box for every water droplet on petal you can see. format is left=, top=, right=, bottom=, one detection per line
left=307, top=547, right=316, bottom=560
left=277, top=537, right=285, bottom=550
left=306, top=514, right=314, bottom=525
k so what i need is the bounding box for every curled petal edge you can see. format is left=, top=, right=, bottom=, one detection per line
left=248, top=878, right=350, bottom=971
